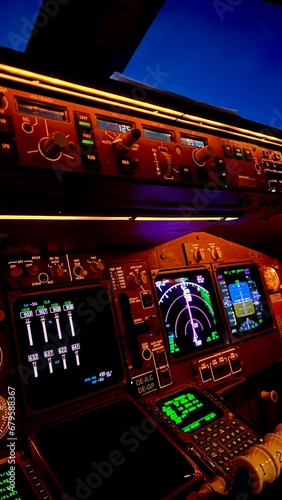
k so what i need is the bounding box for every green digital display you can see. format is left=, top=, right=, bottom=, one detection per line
left=156, top=387, right=224, bottom=433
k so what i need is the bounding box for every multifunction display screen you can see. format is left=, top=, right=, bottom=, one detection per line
left=154, top=268, right=225, bottom=358
left=11, top=284, right=124, bottom=411
left=33, top=399, right=196, bottom=499
left=156, top=387, right=224, bottom=433
left=215, top=264, right=273, bottom=337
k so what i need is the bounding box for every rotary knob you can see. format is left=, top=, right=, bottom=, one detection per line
left=39, top=131, right=68, bottom=160
left=90, top=260, right=105, bottom=272
left=210, top=247, right=222, bottom=260
left=193, top=248, right=205, bottom=262
left=9, top=265, right=23, bottom=278
left=26, top=264, right=39, bottom=276
left=51, top=265, right=65, bottom=278
left=193, top=145, right=214, bottom=165
left=73, top=265, right=88, bottom=277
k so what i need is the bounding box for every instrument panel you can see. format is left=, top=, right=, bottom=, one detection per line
left=0, top=232, right=282, bottom=498
left=1, top=66, right=282, bottom=498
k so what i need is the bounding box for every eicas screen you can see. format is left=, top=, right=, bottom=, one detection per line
left=215, top=263, right=273, bottom=338
left=10, top=283, right=125, bottom=412
left=153, top=267, right=226, bottom=358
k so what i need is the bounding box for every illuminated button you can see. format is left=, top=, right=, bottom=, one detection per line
left=215, top=157, right=226, bottom=171
left=233, top=147, right=243, bottom=159
left=243, top=148, right=253, bottom=161
left=0, top=140, right=18, bottom=161
left=83, top=151, right=100, bottom=171
left=200, top=365, right=212, bottom=382
left=79, top=130, right=95, bottom=145
left=75, top=112, right=92, bottom=128
left=0, top=115, right=14, bottom=134
left=117, top=156, right=134, bottom=175
left=154, top=350, right=167, bottom=368
left=141, top=292, right=153, bottom=308
left=222, top=145, right=233, bottom=157
left=262, top=150, right=270, bottom=158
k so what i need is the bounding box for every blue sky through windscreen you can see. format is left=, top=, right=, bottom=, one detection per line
left=0, top=0, right=43, bottom=53
left=122, top=0, right=282, bottom=128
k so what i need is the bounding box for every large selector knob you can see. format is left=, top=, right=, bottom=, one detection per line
left=112, top=127, right=141, bottom=153
left=193, top=145, right=214, bottom=165
left=39, top=131, right=68, bottom=160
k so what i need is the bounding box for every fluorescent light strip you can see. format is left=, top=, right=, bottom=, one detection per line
left=0, top=215, right=130, bottom=221
left=0, top=65, right=182, bottom=119
left=0, top=215, right=238, bottom=221
left=2, top=64, right=281, bottom=145
left=134, top=217, right=239, bottom=221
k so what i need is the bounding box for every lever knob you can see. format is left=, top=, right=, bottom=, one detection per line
left=193, top=145, right=214, bottom=165
left=258, top=390, right=278, bottom=403
left=112, top=127, right=141, bottom=153
left=40, top=131, right=68, bottom=159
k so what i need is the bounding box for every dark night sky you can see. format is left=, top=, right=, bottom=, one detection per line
left=1, top=0, right=282, bottom=128
left=123, top=0, right=282, bottom=128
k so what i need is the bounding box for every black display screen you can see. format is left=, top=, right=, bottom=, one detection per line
left=33, top=398, right=196, bottom=499
left=156, top=387, right=224, bottom=433
left=215, top=263, right=273, bottom=338
left=11, top=283, right=124, bottom=411
left=153, top=268, right=225, bottom=358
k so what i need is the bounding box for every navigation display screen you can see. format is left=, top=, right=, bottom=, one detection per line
left=215, top=263, right=273, bottom=338
left=10, top=283, right=125, bottom=412
left=153, top=268, right=225, bottom=359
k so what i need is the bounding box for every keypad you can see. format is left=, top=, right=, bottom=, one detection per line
left=191, top=417, right=259, bottom=474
